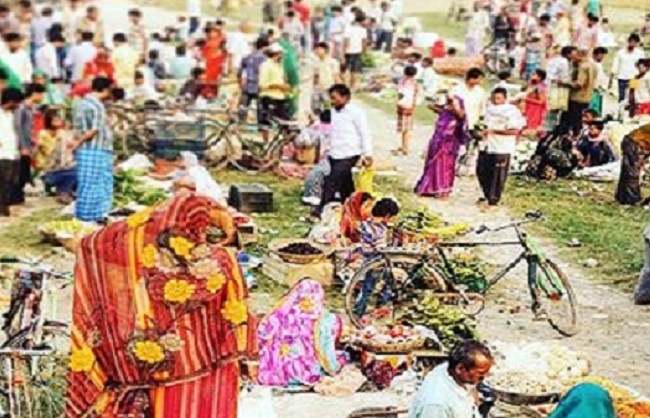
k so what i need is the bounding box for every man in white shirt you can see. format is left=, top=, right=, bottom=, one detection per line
left=312, top=42, right=341, bottom=114
left=65, top=31, right=96, bottom=83
left=408, top=341, right=493, bottom=418
left=610, top=33, right=646, bottom=102
left=31, top=7, right=55, bottom=51
left=227, top=22, right=252, bottom=76
left=316, top=84, right=373, bottom=218
left=112, top=32, right=140, bottom=89
left=128, top=71, right=159, bottom=103
left=389, top=0, right=404, bottom=20
left=35, top=33, right=65, bottom=80
left=2, top=32, right=32, bottom=84
left=375, top=1, right=397, bottom=53
left=451, top=68, right=487, bottom=130
left=0, top=88, right=21, bottom=217
left=329, top=6, right=347, bottom=62
left=343, top=14, right=367, bottom=89
left=478, top=87, right=526, bottom=206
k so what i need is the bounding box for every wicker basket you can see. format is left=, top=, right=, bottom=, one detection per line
left=268, top=238, right=331, bottom=265
left=354, top=336, right=426, bottom=354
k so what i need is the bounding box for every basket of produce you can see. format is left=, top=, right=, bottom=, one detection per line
left=350, top=325, right=426, bottom=354
left=486, top=341, right=591, bottom=406
left=268, top=238, right=331, bottom=265
left=394, top=209, right=470, bottom=245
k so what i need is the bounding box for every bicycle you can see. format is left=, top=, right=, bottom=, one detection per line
left=209, top=114, right=303, bottom=173
left=344, top=211, right=579, bottom=337
left=0, top=256, right=72, bottom=418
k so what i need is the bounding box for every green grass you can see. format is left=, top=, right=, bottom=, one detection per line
left=153, top=0, right=262, bottom=25
left=507, top=177, right=648, bottom=290
left=415, top=12, right=467, bottom=45
left=0, top=206, right=62, bottom=256
left=358, top=92, right=435, bottom=127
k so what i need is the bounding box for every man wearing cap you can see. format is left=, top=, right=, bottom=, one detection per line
left=259, top=43, right=291, bottom=141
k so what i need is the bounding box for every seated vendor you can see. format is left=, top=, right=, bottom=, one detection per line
left=547, top=383, right=616, bottom=418
left=179, top=67, right=211, bottom=101
left=574, top=121, right=618, bottom=168
left=408, top=340, right=494, bottom=418
left=175, top=177, right=237, bottom=247
left=340, top=192, right=375, bottom=245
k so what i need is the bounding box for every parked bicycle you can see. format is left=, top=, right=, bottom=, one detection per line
left=0, top=256, right=72, bottom=418
left=344, top=211, right=579, bottom=337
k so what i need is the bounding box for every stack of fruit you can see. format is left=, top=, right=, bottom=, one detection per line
left=395, top=209, right=470, bottom=244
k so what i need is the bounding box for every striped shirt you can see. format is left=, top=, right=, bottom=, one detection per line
left=73, top=96, right=113, bottom=151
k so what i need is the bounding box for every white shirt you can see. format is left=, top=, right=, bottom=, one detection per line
left=35, top=43, right=60, bottom=79
left=636, top=72, right=650, bottom=104
left=598, top=29, right=616, bottom=48
left=419, top=66, right=439, bottom=98
left=2, top=50, right=32, bottom=84
left=0, top=109, right=19, bottom=161
left=65, top=42, right=97, bottom=82
left=378, top=10, right=397, bottom=31
left=31, top=16, right=54, bottom=48
left=451, top=83, right=486, bottom=128
left=128, top=83, right=159, bottom=102
left=612, top=48, right=646, bottom=81
left=408, top=363, right=480, bottom=418
left=187, top=0, right=201, bottom=17
left=330, top=16, right=347, bottom=43
left=484, top=103, right=526, bottom=154
left=283, top=19, right=304, bottom=39
left=345, top=25, right=367, bottom=54
left=546, top=56, right=571, bottom=84
left=390, top=0, right=404, bottom=19
left=329, top=103, right=373, bottom=160
left=468, top=10, right=490, bottom=38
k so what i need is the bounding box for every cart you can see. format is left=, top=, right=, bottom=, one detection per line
left=151, top=116, right=209, bottom=162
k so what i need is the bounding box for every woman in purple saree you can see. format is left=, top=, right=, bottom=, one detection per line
left=415, top=96, right=470, bottom=198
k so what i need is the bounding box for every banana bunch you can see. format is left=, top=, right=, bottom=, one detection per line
left=398, top=208, right=444, bottom=234
left=397, top=291, right=479, bottom=348
left=41, top=219, right=85, bottom=235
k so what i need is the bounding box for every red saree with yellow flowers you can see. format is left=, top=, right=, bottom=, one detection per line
left=66, top=194, right=258, bottom=417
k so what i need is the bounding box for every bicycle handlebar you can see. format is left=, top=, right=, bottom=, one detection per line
left=475, top=211, right=543, bottom=235
left=0, top=256, right=72, bottom=280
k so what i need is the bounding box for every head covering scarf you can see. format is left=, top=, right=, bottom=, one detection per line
left=549, top=384, right=616, bottom=418
left=258, top=279, right=345, bottom=387
left=66, top=194, right=257, bottom=417
left=340, top=192, right=373, bottom=244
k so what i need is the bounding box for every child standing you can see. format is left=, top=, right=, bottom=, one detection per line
left=524, top=69, right=548, bottom=132
left=36, top=110, right=76, bottom=202
left=395, top=66, right=419, bottom=156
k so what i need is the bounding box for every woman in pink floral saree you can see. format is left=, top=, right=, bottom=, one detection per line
left=258, top=279, right=345, bottom=387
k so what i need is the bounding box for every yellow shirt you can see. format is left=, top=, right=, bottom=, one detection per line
left=259, top=60, right=286, bottom=100
left=112, top=45, right=140, bottom=89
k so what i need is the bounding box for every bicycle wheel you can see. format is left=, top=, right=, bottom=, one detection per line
left=344, top=256, right=449, bottom=329
left=536, top=259, right=579, bottom=336
left=0, top=325, right=69, bottom=418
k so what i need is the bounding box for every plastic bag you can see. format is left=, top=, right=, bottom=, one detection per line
left=238, top=386, right=277, bottom=418
left=635, top=224, right=650, bottom=305
left=353, top=168, right=376, bottom=194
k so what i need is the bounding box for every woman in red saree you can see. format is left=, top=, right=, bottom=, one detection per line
left=202, top=27, right=227, bottom=95
left=340, top=192, right=374, bottom=244
left=66, top=193, right=258, bottom=417
left=82, top=48, right=115, bottom=83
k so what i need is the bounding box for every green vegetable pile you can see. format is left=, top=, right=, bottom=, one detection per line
left=445, top=253, right=489, bottom=294
left=114, top=169, right=168, bottom=207
left=361, top=51, right=378, bottom=69
left=397, top=291, right=479, bottom=349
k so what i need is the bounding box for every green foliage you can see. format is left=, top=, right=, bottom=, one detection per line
left=114, top=169, right=168, bottom=207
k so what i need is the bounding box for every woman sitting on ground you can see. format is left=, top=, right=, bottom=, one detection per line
left=548, top=383, right=616, bottom=418
left=340, top=192, right=375, bottom=245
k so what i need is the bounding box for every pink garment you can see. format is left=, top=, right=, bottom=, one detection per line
left=258, top=279, right=344, bottom=387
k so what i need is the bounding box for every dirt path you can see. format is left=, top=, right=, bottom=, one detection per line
left=358, top=98, right=650, bottom=394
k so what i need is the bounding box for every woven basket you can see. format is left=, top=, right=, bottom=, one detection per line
left=268, top=238, right=331, bottom=265
left=354, top=336, right=426, bottom=354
